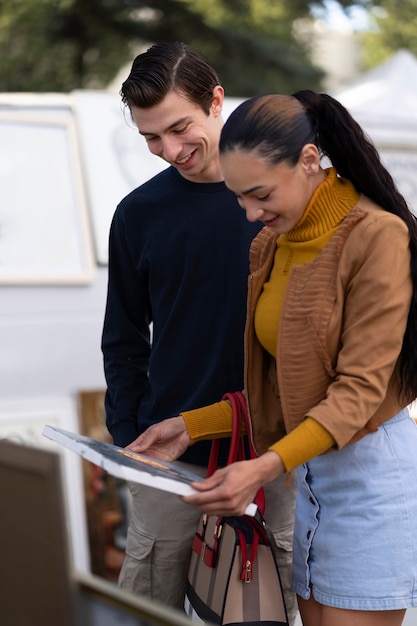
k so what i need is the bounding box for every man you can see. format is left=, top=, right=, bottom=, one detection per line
left=101, top=42, right=297, bottom=623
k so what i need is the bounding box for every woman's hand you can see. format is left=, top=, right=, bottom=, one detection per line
left=126, top=416, right=191, bottom=462
left=182, top=451, right=285, bottom=516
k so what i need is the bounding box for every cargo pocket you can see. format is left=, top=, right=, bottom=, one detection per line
left=269, top=525, right=295, bottom=593
left=118, top=525, right=155, bottom=596
left=270, top=523, right=294, bottom=554
left=270, top=525, right=298, bottom=624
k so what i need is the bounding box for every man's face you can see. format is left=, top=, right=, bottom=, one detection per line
left=130, top=87, right=224, bottom=183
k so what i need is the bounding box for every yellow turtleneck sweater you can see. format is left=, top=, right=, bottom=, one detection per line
left=182, top=168, right=360, bottom=471
left=255, top=167, right=358, bottom=354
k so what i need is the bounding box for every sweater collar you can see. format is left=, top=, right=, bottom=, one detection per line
left=283, top=167, right=360, bottom=243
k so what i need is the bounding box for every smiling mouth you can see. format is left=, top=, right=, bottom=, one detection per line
left=264, top=215, right=279, bottom=225
left=176, top=152, right=194, bottom=165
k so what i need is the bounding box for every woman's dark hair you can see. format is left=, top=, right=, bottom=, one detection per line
left=120, top=41, right=220, bottom=115
left=220, top=91, right=417, bottom=402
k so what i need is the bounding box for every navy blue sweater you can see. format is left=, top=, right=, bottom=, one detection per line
left=102, top=166, right=261, bottom=465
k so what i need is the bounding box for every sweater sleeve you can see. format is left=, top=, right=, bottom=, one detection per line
left=269, top=417, right=335, bottom=472
left=182, top=403, right=336, bottom=474
left=180, top=400, right=233, bottom=444
left=102, top=206, right=152, bottom=447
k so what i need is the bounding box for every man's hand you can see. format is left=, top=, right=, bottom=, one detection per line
left=126, top=416, right=191, bottom=462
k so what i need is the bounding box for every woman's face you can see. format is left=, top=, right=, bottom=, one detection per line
left=220, top=145, right=324, bottom=234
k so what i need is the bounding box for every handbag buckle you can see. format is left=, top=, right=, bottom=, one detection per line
left=244, top=559, right=253, bottom=583
left=214, top=522, right=222, bottom=539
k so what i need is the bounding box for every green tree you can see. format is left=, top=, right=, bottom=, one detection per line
left=0, top=0, right=367, bottom=95
left=360, top=0, right=417, bottom=68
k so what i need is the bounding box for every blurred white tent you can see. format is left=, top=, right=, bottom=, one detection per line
left=334, top=49, right=417, bottom=213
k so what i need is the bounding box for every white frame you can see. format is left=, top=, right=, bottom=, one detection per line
left=74, top=90, right=166, bottom=265
left=0, top=397, right=90, bottom=573
left=0, top=110, right=95, bottom=284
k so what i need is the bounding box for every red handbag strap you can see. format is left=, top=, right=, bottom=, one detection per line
left=206, top=391, right=266, bottom=515
left=207, top=393, right=242, bottom=476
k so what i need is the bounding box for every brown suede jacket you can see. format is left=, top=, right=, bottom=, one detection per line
left=245, top=196, right=412, bottom=455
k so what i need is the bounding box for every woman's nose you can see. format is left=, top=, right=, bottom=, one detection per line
left=245, top=202, right=265, bottom=223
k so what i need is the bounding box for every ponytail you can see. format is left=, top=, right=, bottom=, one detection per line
left=293, top=89, right=417, bottom=402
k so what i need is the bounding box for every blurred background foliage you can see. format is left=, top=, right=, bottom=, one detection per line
left=0, top=0, right=414, bottom=95
left=360, top=0, right=417, bottom=69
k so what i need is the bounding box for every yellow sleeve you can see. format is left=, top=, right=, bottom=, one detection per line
left=180, top=400, right=233, bottom=444
left=269, top=417, right=335, bottom=472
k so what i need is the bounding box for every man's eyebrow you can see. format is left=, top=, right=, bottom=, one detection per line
left=139, top=116, right=190, bottom=137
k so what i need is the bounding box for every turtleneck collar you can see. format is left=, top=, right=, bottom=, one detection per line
left=283, top=167, right=360, bottom=243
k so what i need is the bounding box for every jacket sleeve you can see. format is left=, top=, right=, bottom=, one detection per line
left=101, top=208, right=151, bottom=448
left=308, top=211, right=412, bottom=447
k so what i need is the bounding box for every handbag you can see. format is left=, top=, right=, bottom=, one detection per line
left=184, top=391, right=289, bottom=626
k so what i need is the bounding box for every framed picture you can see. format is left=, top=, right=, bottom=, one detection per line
left=78, top=389, right=129, bottom=581
left=74, top=91, right=166, bottom=265
left=0, top=110, right=95, bottom=284
left=0, top=396, right=90, bottom=573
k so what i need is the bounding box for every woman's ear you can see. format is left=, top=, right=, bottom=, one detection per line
left=300, top=144, right=321, bottom=175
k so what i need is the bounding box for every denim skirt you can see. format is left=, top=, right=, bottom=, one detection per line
left=292, top=409, right=417, bottom=610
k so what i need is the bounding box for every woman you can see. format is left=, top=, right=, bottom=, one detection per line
left=128, top=91, right=417, bottom=626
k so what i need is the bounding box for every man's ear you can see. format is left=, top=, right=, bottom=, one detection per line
left=300, top=143, right=321, bottom=174
left=211, top=85, right=225, bottom=117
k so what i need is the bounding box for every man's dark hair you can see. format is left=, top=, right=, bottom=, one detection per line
left=121, top=42, right=221, bottom=115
